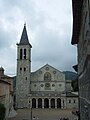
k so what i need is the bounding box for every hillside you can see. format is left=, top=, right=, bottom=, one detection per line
left=63, top=71, right=77, bottom=80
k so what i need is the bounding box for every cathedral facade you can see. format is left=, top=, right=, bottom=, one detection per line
left=16, top=25, right=78, bottom=109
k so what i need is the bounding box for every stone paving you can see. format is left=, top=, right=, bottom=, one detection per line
left=8, top=109, right=78, bottom=120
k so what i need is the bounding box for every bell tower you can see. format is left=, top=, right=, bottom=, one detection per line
left=16, top=24, right=32, bottom=108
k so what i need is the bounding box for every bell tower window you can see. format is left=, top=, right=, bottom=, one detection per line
left=24, top=49, right=26, bottom=59
left=20, top=49, right=22, bottom=59
left=20, top=67, right=22, bottom=71
left=24, top=67, right=26, bottom=71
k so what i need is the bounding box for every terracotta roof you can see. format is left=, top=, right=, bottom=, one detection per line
left=66, top=92, right=78, bottom=97
left=71, top=0, right=83, bottom=44
left=0, top=79, right=10, bottom=85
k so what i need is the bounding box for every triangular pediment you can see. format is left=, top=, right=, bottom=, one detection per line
left=33, top=64, right=63, bottom=74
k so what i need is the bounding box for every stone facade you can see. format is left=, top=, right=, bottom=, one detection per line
left=16, top=24, right=78, bottom=109
left=0, top=79, right=10, bottom=118
left=72, top=0, right=90, bottom=119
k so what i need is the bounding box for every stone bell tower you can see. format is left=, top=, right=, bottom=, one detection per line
left=16, top=24, right=32, bottom=108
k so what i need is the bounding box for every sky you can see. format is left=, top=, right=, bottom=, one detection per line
left=0, top=0, right=77, bottom=76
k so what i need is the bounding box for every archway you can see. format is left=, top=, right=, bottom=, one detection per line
left=51, top=98, right=55, bottom=108
left=38, top=98, right=42, bottom=108
left=57, top=98, right=61, bottom=108
left=44, top=98, right=49, bottom=108
left=32, top=98, right=36, bottom=108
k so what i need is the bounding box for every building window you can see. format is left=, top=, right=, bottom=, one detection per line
left=45, top=83, right=50, bottom=87
left=20, top=49, right=22, bottom=59
left=69, top=100, right=71, bottom=103
left=41, top=84, right=44, bottom=87
left=24, top=49, right=26, bottom=59
left=24, top=67, right=26, bottom=71
left=53, top=71, right=56, bottom=74
left=44, top=72, right=51, bottom=81
left=74, top=100, right=76, bottom=103
left=52, top=84, right=55, bottom=87
left=34, top=84, right=37, bottom=87
left=26, top=77, right=27, bottom=80
left=20, top=67, right=22, bottom=71
left=46, top=67, right=49, bottom=70
left=59, top=84, right=62, bottom=87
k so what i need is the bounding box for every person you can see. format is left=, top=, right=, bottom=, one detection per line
left=32, top=116, right=36, bottom=120
left=37, top=116, right=39, bottom=120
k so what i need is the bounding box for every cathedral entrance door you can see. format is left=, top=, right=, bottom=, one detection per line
left=51, top=98, right=55, bottom=108
left=38, top=98, right=42, bottom=108
left=32, top=98, right=36, bottom=108
left=57, top=98, right=61, bottom=108
left=44, top=98, right=49, bottom=108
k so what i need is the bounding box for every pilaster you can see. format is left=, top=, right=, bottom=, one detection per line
left=42, top=99, right=44, bottom=108
left=49, top=99, right=51, bottom=108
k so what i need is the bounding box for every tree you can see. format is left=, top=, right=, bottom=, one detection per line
left=0, top=103, right=6, bottom=120
left=71, top=79, right=79, bottom=91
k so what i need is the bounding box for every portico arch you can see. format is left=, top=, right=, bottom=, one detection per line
left=32, top=98, right=36, bottom=108
left=51, top=98, right=55, bottom=108
left=44, top=98, right=49, bottom=108
left=57, top=98, right=61, bottom=108
left=38, top=98, right=42, bottom=108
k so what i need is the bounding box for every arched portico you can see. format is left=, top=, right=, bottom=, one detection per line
left=31, top=98, right=62, bottom=109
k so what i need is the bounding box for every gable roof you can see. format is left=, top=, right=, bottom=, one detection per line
left=33, top=64, right=63, bottom=73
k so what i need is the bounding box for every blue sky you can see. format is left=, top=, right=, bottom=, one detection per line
left=0, top=0, right=77, bottom=76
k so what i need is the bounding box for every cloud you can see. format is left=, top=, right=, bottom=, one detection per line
left=0, top=0, right=76, bottom=76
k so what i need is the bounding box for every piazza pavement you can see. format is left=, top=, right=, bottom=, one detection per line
left=8, top=109, right=78, bottom=120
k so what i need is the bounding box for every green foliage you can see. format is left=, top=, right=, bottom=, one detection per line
left=71, top=79, right=79, bottom=91
left=0, top=103, right=6, bottom=120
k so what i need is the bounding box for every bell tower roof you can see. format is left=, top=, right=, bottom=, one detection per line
left=19, top=24, right=32, bottom=47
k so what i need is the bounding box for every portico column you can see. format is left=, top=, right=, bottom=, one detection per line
left=36, top=99, right=38, bottom=108
left=55, top=98, right=57, bottom=108
left=42, top=98, right=44, bottom=108
left=64, top=98, right=66, bottom=109
left=61, top=98, right=63, bottom=109
left=49, top=98, right=51, bottom=108
left=30, top=99, right=32, bottom=108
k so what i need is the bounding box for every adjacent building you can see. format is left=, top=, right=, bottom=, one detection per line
left=0, top=67, right=13, bottom=119
left=16, top=24, right=78, bottom=109
left=71, top=0, right=90, bottom=120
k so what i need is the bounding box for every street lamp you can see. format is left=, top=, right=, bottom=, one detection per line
left=29, top=100, right=32, bottom=120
